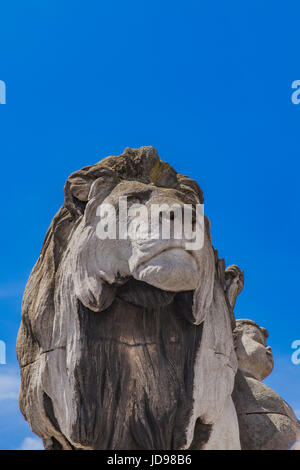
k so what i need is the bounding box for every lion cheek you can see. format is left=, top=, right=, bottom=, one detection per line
left=77, top=284, right=116, bottom=313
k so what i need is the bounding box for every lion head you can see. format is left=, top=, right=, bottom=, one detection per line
left=17, top=146, right=240, bottom=450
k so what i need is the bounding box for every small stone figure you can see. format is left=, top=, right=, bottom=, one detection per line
left=232, top=319, right=300, bottom=450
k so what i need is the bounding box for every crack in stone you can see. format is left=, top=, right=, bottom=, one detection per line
left=240, top=411, right=294, bottom=419
left=20, top=346, right=66, bottom=368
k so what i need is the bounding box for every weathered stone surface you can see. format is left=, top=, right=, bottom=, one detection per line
left=17, top=146, right=241, bottom=450
left=232, top=319, right=300, bottom=450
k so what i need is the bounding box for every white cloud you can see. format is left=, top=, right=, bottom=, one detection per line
left=19, top=437, right=44, bottom=450
left=0, top=370, right=20, bottom=400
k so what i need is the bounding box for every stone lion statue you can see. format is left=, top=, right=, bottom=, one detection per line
left=232, top=319, right=300, bottom=450
left=17, top=146, right=242, bottom=450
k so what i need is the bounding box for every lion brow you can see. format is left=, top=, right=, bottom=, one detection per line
left=122, top=189, right=153, bottom=199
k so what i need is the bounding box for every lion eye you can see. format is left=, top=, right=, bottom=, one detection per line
left=127, top=196, right=140, bottom=204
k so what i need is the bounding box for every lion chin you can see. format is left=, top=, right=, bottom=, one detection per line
left=132, top=248, right=200, bottom=292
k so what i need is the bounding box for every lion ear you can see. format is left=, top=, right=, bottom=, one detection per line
left=64, top=166, right=119, bottom=217
left=225, top=265, right=244, bottom=310
left=87, top=169, right=120, bottom=200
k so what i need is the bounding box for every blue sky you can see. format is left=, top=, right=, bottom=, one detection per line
left=0, top=1, right=300, bottom=449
